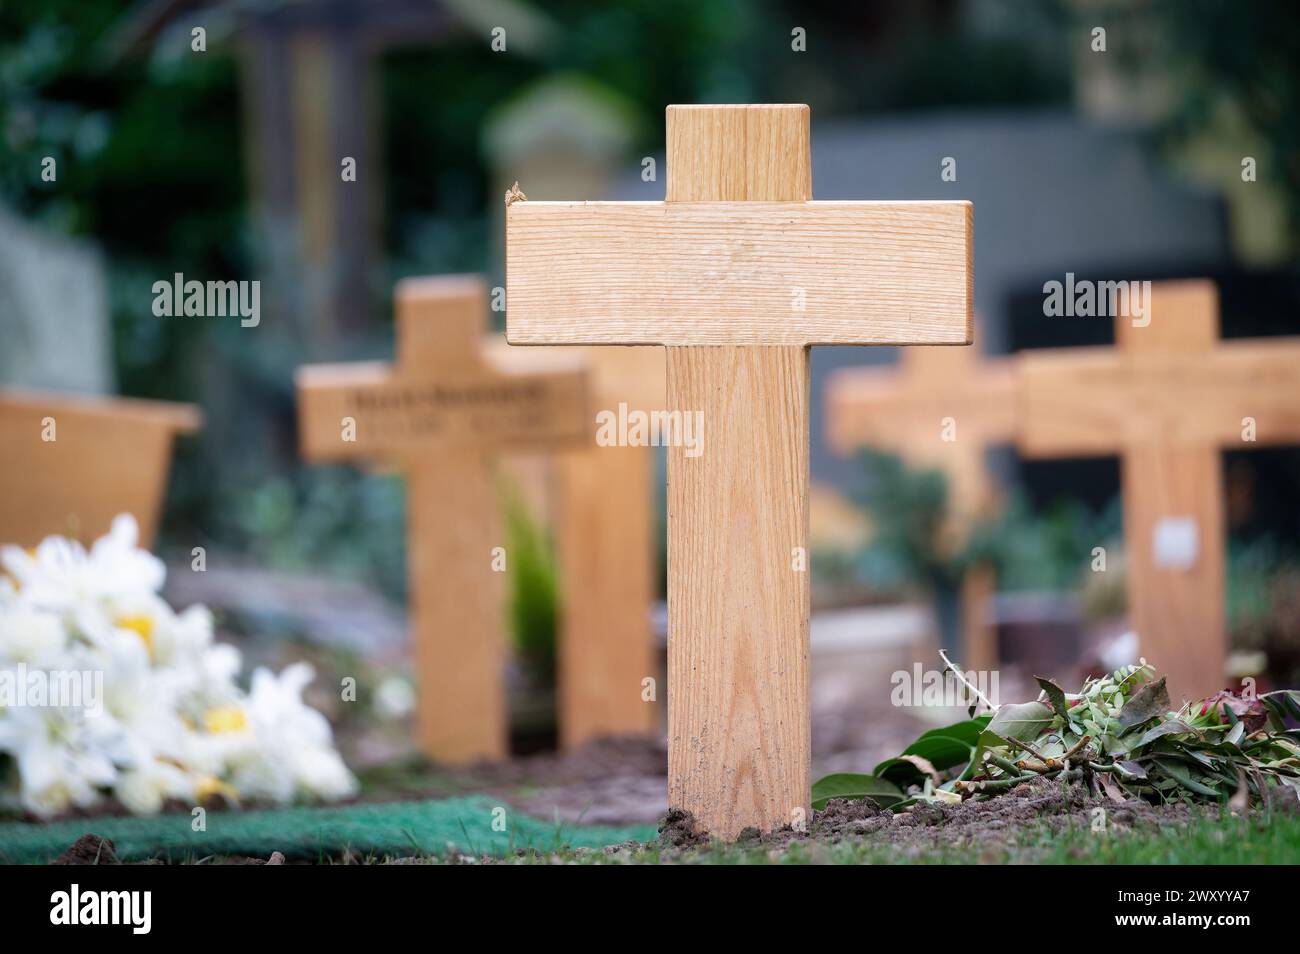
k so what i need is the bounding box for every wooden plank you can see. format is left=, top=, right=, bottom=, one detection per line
left=405, top=453, right=508, bottom=760
left=296, top=277, right=592, bottom=765
left=556, top=346, right=663, bottom=748
left=1122, top=445, right=1225, bottom=703
left=0, top=390, right=200, bottom=548
left=295, top=364, right=588, bottom=458
left=665, top=105, right=811, bottom=840
left=667, top=345, right=810, bottom=839
left=556, top=440, right=658, bottom=746
left=1016, top=342, right=1300, bottom=455
left=506, top=200, right=973, bottom=346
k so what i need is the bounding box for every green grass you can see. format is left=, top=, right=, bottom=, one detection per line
left=470, top=811, right=1300, bottom=865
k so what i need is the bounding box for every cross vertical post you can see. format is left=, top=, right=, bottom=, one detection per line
left=664, top=105, right=813, bottom=837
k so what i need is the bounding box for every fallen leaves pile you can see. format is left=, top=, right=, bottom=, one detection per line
left=814, top=662, right=1300, bottom=812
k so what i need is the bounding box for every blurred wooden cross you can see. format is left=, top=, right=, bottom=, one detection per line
left=297, top=276, right=589, bottom=763
left=825, top=343, right=1016, bottom=672
left=507, top=104, right=973, bottom=839
left=0, top=390, right=201, bottom=548
left=1018, top=280, right=1300, bottom=702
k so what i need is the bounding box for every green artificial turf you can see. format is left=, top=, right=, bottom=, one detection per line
left=0, top=796, right=657, bottom=864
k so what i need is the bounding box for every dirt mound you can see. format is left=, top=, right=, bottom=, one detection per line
left=52, top=834, right=119, bottom=865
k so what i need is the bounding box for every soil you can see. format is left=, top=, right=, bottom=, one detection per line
left=646, top=778, right=1217, bottom=860
left=52, top=834, right=120, bottom=865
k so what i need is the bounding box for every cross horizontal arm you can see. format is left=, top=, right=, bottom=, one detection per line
left=295, top=361, right=589, bottom=460
left=1017, top=339, right=1300, bottom=455
left=506, top=200, right=972, bottom=346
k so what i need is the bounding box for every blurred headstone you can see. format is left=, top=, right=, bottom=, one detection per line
left=0, top=206, right=112, bottom=393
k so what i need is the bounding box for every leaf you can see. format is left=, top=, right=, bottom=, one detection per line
left=898, top=734, right=975, bottom=772
left=873, top=756, right=935, bottom=788
left=1134, top=718, right=1194, bottom=749
left=1118, top=676, right=1171, bottom=731
left=1115, top=760, right=1147, bottom=780
left=985, top=701, right=1054, bottom=742
left=913, top=717, right=990, bottom=748
left=811, top=773, right=905, bottom=811
left=1035, top=676, right=1072, bottom=723
left=1098, top=772, right=1128, bottom=804
left=1153, top=758, right=1224, bottom=798
left=1261, top=690, right=1300, bottom=729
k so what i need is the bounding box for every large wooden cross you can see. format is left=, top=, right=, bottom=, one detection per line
left=296, top=275, right=588, bottom=762
left=506, top=104, right=972, bottom=838
left=1018, top=280, right=1300, bottom=702
left=0, top=389, right=201, bottom=548
left=825, top=343, right=1015, bottom=671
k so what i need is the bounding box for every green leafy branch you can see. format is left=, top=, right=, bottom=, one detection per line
left=814, top=662, right=1300, bottom=812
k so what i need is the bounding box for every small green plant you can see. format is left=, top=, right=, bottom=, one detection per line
left=502, top=488, right=558, bottom=686
left=814, top=661, right=1300, bottom=812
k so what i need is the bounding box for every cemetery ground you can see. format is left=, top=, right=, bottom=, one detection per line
left=6, top=564, right=1294, bottom=867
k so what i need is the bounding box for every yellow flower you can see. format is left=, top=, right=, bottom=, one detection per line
left=115, top=614, right=155, bottom=657
left=203, top=706, right=249, bottom=734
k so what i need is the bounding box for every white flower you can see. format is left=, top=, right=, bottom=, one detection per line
left=220, top=663, right=356, bottom=803
left=1, top=514, right=165, bottom=617
left=0, top=704, right=117, bottom=818
left=373, top=675, right=416, bottom=720
left=115, top=759, right=196, bottom=816
left=0, top=514, right=354, bottom=817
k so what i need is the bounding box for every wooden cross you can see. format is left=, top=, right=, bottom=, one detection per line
left=506, top=104, right=972, bottom=838
left=825, top=343, right=1015, bottom=671
left=1017, top=280, right=1300, bottom=702
left=296, top=275, right=589, bottom=762
left=481, top=337, right=665, bottom=747
left=551, top=346, right=665, bottom=748
left=0, top=389, right=201, bottom=548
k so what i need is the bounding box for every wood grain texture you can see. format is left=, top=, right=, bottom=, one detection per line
left=556, top=346, right=664, bottom=748
left=0, top=389, right=201, bottom=548
left=663, top=105, right=812, bottom=840
left=506, top=200, right=972, bottom=345
left=405, top=453, right=508, bottom=761
left=667, top=344, right=811, bottom=839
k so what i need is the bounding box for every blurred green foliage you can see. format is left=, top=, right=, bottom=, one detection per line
left=502, top=486, right=558, bottom=684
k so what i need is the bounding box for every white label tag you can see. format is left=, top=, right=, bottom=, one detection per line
left=1152, top=516, right=1199, bottom=570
